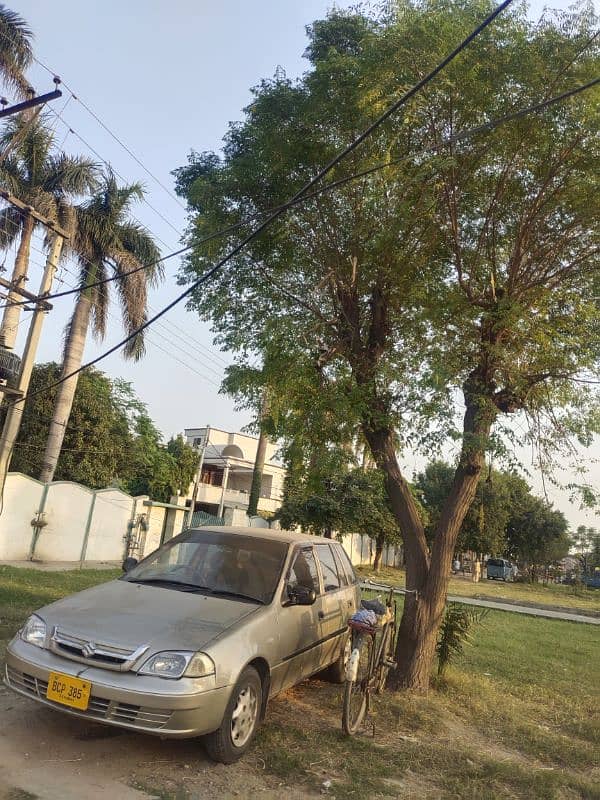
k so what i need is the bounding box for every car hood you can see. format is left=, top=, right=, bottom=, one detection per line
left=38, top=579, right=259, bottom=653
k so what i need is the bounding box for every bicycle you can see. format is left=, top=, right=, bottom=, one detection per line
left=342, top=585, right=397, bottom=736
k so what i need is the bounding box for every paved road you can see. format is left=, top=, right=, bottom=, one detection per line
left=361, top=581, right=600, bottom=625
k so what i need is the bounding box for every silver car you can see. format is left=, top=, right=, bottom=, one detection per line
left=5, top=527, right=360, bottom=762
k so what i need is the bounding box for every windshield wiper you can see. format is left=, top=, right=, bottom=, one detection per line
left=209, top=589, right=265, bottom=604
left=124, top=577, right=212, bottom=594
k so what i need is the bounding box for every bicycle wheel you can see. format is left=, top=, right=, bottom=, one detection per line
left=342, top=633, right=374, bottom=736
left=375, top=622, right=395, bottom=694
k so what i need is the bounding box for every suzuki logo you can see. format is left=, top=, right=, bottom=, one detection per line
left=82, top=641, right=96, bottom=658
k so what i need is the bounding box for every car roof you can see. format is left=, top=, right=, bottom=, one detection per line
left=185, top=526, right=335, bottom=546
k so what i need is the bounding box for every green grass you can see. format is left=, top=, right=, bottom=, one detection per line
left=356, top=564, right=600, bottom=614
left=0, top=565, right=120, bottom=660
left=1, top=565, right=598, bottom=800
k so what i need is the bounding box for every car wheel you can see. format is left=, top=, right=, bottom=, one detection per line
left=328, top=633, right=351, bottom=683
left=203, top=666, right=262, bottom=764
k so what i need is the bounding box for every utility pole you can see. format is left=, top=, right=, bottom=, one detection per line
left=0, top=79, right=62, bottom=119
left=0, top=225, right=66, bottom=498
left=186, top=426, right=210, bottom=527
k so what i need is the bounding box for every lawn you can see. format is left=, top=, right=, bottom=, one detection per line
left=0, top=565, right=598, bottom=800
left=356, top=563, right=600, bottom=615
left=0, top=565, right=120, bottom=660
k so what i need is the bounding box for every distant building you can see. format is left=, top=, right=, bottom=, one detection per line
left=184, top=426, right=285, bottom=525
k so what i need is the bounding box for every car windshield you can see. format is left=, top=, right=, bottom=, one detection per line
left=122, top=529, right=289, bottom=604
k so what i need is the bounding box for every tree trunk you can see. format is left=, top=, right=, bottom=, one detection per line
left=362, top=388, right=495, bottom=691
left=373, top=533, right=384, bottom=571
left=0, top=214, right=34, bottom=350
left=247, top=394, right=269, bottom=517
left=39, top=294, right=92, bottom=483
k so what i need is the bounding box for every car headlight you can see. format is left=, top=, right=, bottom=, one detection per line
left=20, top=615, right=47, bottom=648
left=138, top=651, right=215, bottom=679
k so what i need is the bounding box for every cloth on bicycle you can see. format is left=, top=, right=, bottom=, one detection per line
left=351, top=608, right=378, bottom=626
left=361, top=598, right=386, bottom=615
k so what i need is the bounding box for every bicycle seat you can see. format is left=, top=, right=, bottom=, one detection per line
left=361, top=598, right=386, bottom=615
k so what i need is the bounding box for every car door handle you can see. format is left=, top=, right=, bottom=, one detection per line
left=318, top=611, right=325, bottom=619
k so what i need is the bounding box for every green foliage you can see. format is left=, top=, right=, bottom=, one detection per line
left=0, top=114, right=98, bottom=246
left=573, top=525, right=600, bottom=574
left=505, top=496, right=570, bottom=580
left=175, top=0, right=600, bottom=683
left=5, top=363, right=198, bottom=500
left=278, top=452, right=400, bottom=549
left=436, top=602, right=488, bottom=677
left=71, top=168, right=162, bottom=358
left=175, top=0, right=600, bottom=503
left=5, top=363, right=131, bottom=488
left=415, top=461, right=550, bottom=558
left=0, top=4, right=33, bottom=98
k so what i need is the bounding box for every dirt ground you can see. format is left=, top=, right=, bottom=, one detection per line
left=0, top=678, right=319, bottom=800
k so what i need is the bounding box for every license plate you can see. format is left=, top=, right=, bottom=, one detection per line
left=46, top=671, right=91, bottom=710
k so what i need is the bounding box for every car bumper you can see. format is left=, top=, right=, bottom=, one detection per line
left=5, top=637, right=231, bottom=738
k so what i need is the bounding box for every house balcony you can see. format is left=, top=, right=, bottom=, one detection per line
left=195, top=483, right=280, bottom=514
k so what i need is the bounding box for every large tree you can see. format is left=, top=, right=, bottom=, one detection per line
left=0, top=115, right=98, bottom=348
left=6, top=363, right=199, bottom=499
left=4, top=362, right=133, bottom=488
left=175, top=2, right=600, bottom=689
left=39, top=170, right=161, bottom=483
left=505, top=498, right=570, bottom=582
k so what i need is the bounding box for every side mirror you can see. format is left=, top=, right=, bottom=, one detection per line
left=122, top=556, right=138, bottom=572
left=286, top=585, right=317, bottom=606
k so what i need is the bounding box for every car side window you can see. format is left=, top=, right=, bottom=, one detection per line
left=316, top=544, right=341, bottom=592
left=286, top=547, right=320, bottom=597
left=331, top=545, right=349, bottom=586
left=336, top=546, right=358, bottom=585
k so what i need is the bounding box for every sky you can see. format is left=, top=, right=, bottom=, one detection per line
left=6, top=0, right=599, bottom=530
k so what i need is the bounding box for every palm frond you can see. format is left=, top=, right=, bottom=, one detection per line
left=44, top=153, right=100, bottom=197
left=118, top=221, right=162, bottom=286
left=0, top=5, right=34, bottom=98
left=0, top=152, right=26, bottom=193
left=112, top=249, right=148, bottom=361
left=0, top=204, right=23, bottom=249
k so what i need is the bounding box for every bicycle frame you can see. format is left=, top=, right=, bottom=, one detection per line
left=345, top=585, right=397, bottom=687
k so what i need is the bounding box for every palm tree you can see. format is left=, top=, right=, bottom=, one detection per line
left=0, top=114, right=98, bottom=347
left=39, top=170, right=162, bottom=483
left=0, top=5, right=33, bottom=99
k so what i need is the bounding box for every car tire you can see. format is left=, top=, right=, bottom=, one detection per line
left=203, top=666, right=262, bottom=764
left=328, top=633, right=351, bottom=683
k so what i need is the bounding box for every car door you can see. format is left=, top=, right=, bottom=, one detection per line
left=313, top=543, right=347, bottom=669
left=332, top=543, right=360, bottom=621
left=271, top=545, right=324, bottom=694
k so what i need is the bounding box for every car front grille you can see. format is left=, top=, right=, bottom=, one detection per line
left=49, top=628, right=148, bottom=672
left=5, top=665, right=173, bottom=730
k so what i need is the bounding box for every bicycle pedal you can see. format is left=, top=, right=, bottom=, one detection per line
left=384, top=659, right=397, bottom=668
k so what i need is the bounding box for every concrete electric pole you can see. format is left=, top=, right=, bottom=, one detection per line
left=0, top=195, right=68, bottom=500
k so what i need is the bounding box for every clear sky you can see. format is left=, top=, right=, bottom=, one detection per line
left=8, top=0, right=599, bottom=530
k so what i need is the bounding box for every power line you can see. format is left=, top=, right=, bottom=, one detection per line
left=31, top=57, right=187, bottom=212
left=0, top=24, right=186, bottom=217
left=27, top=255, right=224, bottom=388
left=29, top=248, right=226, bottom=380
left=1, top=73, right=596, bottom=317
left=3, top=58, right=596, bottom=375
left=15, top=0, right=518, bottom=406
left=43, top=102, right=182, bottom=241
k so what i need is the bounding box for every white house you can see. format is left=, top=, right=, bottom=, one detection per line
left=184, top=426, right=285, bottom=525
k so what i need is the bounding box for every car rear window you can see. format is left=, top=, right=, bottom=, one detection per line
left=334, top=545, right=358, bottom=585
left=315, top=544, right=341, bottom=592
left=488, top=559, right=505, bottom=567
